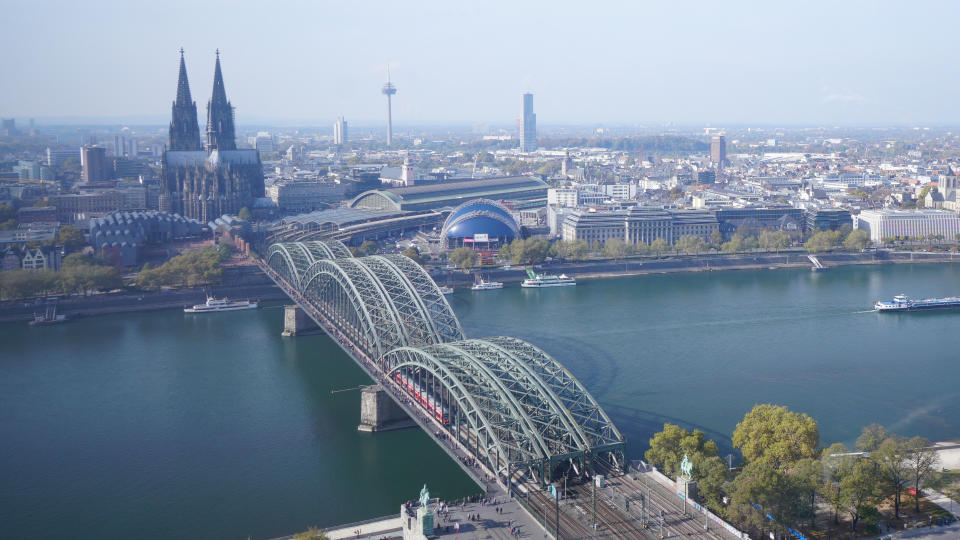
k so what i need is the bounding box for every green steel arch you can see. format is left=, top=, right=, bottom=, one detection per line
left=294, top=255, right=464, bottom=358
left=381, top=338, right=625, bottom=484
left=265, top=240, right=351, bottom=288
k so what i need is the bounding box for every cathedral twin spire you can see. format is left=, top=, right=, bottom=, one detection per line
left=168, top=49, right=236, bottom=152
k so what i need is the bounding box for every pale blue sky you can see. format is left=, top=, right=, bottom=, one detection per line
left=3, top=0, right=960, bottom=126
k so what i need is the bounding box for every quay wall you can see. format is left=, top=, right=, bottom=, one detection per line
left=3, top=250, right=957, bottom=324
left=0, top=266, right=284, bottom=323
left=430, top=250, right=960, bottom=285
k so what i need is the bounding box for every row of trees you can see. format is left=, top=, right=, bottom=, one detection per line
left=0, top=253, right=122, bottom=300
left=880, top=233, right=960, bottom=245
left=645, top=405, right=942, bottom=537
left=443, top=231, right=802, bottom=270
left=134, top=246, right=231, bottom=290
left=804, top=228, right=871, bottom=252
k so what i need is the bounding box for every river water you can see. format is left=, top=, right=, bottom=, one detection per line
left=1, top=263, right=959, bottom=539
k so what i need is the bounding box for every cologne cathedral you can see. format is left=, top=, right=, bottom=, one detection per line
left=159, top=50, right=264, bottom=223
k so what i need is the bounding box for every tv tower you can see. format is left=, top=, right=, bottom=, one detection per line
left=381, top=66, right=397, bottom=146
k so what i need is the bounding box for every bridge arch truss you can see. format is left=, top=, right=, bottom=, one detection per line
left=380, top=337, right=625, bottom=485
left=264, top=241, right=624, bottom=486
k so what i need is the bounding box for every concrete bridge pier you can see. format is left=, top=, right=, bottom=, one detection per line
left=281, top=305, right=318, bottom=337
left=358, top=385, right=415, bottom=432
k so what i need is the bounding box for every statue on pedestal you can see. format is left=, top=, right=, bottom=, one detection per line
left=680, top=454, right=693, bottom=480
left=418, top=484, right=430, bottom=507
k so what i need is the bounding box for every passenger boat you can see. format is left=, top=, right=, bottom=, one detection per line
left=184, top=295, right=259, bottom=313
left=470, top=275, right=503, bottom=290
left=521, top=269, right=576, bottom=288
left=438, top=286, right=455, bottom=295
left=874, top=294, right=960, bottom=312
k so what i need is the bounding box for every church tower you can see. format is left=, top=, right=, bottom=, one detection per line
left=206, top=50, right=237, bottom=151
left=168, top=49, right=202, bottom=151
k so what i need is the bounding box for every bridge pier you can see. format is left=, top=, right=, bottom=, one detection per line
left=281, top=305, right=318, bottom=337
left=358, top=385, right=416, bottom=432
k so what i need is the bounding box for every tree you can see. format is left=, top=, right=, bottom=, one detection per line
left=357, top=240, right=378, bottom=256
left=603, top=238, right=631, bottom=260
left=789, top=457, right=823, bottom=531
left=843, top=229, right=871, bottom=251
left=804, top=231, right=838, bottom=253
left=549, top=240, right=572, bottom=261
left=727, top=461, right=804, bottom=538
left=0, top=203, right=16, bottom=230
left=709, top=230, right=723, bottom=248
left=292, top=526, right=328, bottom=540
left=134, top=247, right=228, bottom=290
left=732, top=404, right=819, bottom=470
left=237, top=206, right=252, bottom=221
left=506, top=238, right=551, bottom=265
left=650, top=238, right=668, bottom=257
left=721, top=236, right=742, bottom=253
left=568, top=240, right=590, bottom=261
left=874, top=436, right=910, bottom=519
left=401, top=246, right=423, bottom=265
left=448, top=247, right=476, bottom=270
left=695, top=455, right=730, bottom=510
left=0, top=270, right=54, bottom=300
left=56, top=225, right=86, bottom=253
left=644, top=423, right=719, bottom=479
left=758, top=230, right=790, bottom=253
left=855, top=423, right=888, bottom=452
left=676, top=235, right=706, bottom=254
left=841, top=460, right=881, bottom=532
left=821, top=443, right=855, bottom=525
left=905, top=436, right=940, bottom=513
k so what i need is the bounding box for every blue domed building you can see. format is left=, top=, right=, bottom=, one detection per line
left=441, top=199, right=520, bottom=249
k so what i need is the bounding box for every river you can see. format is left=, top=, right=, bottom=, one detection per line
left=1, top=263, right=958, bottom=539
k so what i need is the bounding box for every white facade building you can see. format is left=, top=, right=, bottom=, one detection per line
left=854, top=209, right=960, bottom=242
left=547, top=188, right=579, bottom=208
left=334, top=116, right=348, bottom=145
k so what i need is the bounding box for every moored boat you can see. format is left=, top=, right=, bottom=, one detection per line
left=470, top=275, right=503, bottom=290
left=439, top=286, right=455, bottom=295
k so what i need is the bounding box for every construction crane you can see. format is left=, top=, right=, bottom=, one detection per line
left=0, top=177, right=50, bottom=194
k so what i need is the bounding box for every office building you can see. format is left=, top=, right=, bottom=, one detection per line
left=520, top=93, right=537, bottom=152
left=804, top=208, right=853, bottom=232
left=710, top=135, right=726, bottom=168
left=266, top=180, right=347, bottom=214
left=561, top=207, right=719, bottom=245
left=47, top=148, right=81, bottom=167
left=854, top=209, right=960, bottom=243
left=713, top=206, right=804, bottom=237
left=334, top=116, right=348, bottom=145
left=1, top=118, right=19, bottom=136
left=81, top=146, right=109, bottom=183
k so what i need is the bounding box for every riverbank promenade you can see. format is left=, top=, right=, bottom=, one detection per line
left=278, top=494, right=544, bottom=540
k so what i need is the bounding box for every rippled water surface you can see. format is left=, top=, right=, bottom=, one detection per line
left=2, top=263, right=959, bottom=539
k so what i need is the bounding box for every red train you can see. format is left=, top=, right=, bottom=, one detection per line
left=393, top=372, right=450, bottom=424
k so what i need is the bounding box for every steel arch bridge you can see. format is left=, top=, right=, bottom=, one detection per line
left=263, top=240, right=625, bottom=485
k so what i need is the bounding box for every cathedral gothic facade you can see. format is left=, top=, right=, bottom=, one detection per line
left=160, top=50, right=264, bottom=223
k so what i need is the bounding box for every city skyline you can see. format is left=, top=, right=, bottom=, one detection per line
left=4, top=1, right=960, bottom=126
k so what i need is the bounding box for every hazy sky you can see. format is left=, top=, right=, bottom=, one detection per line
left=4, top=0, right=960, bottom=126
